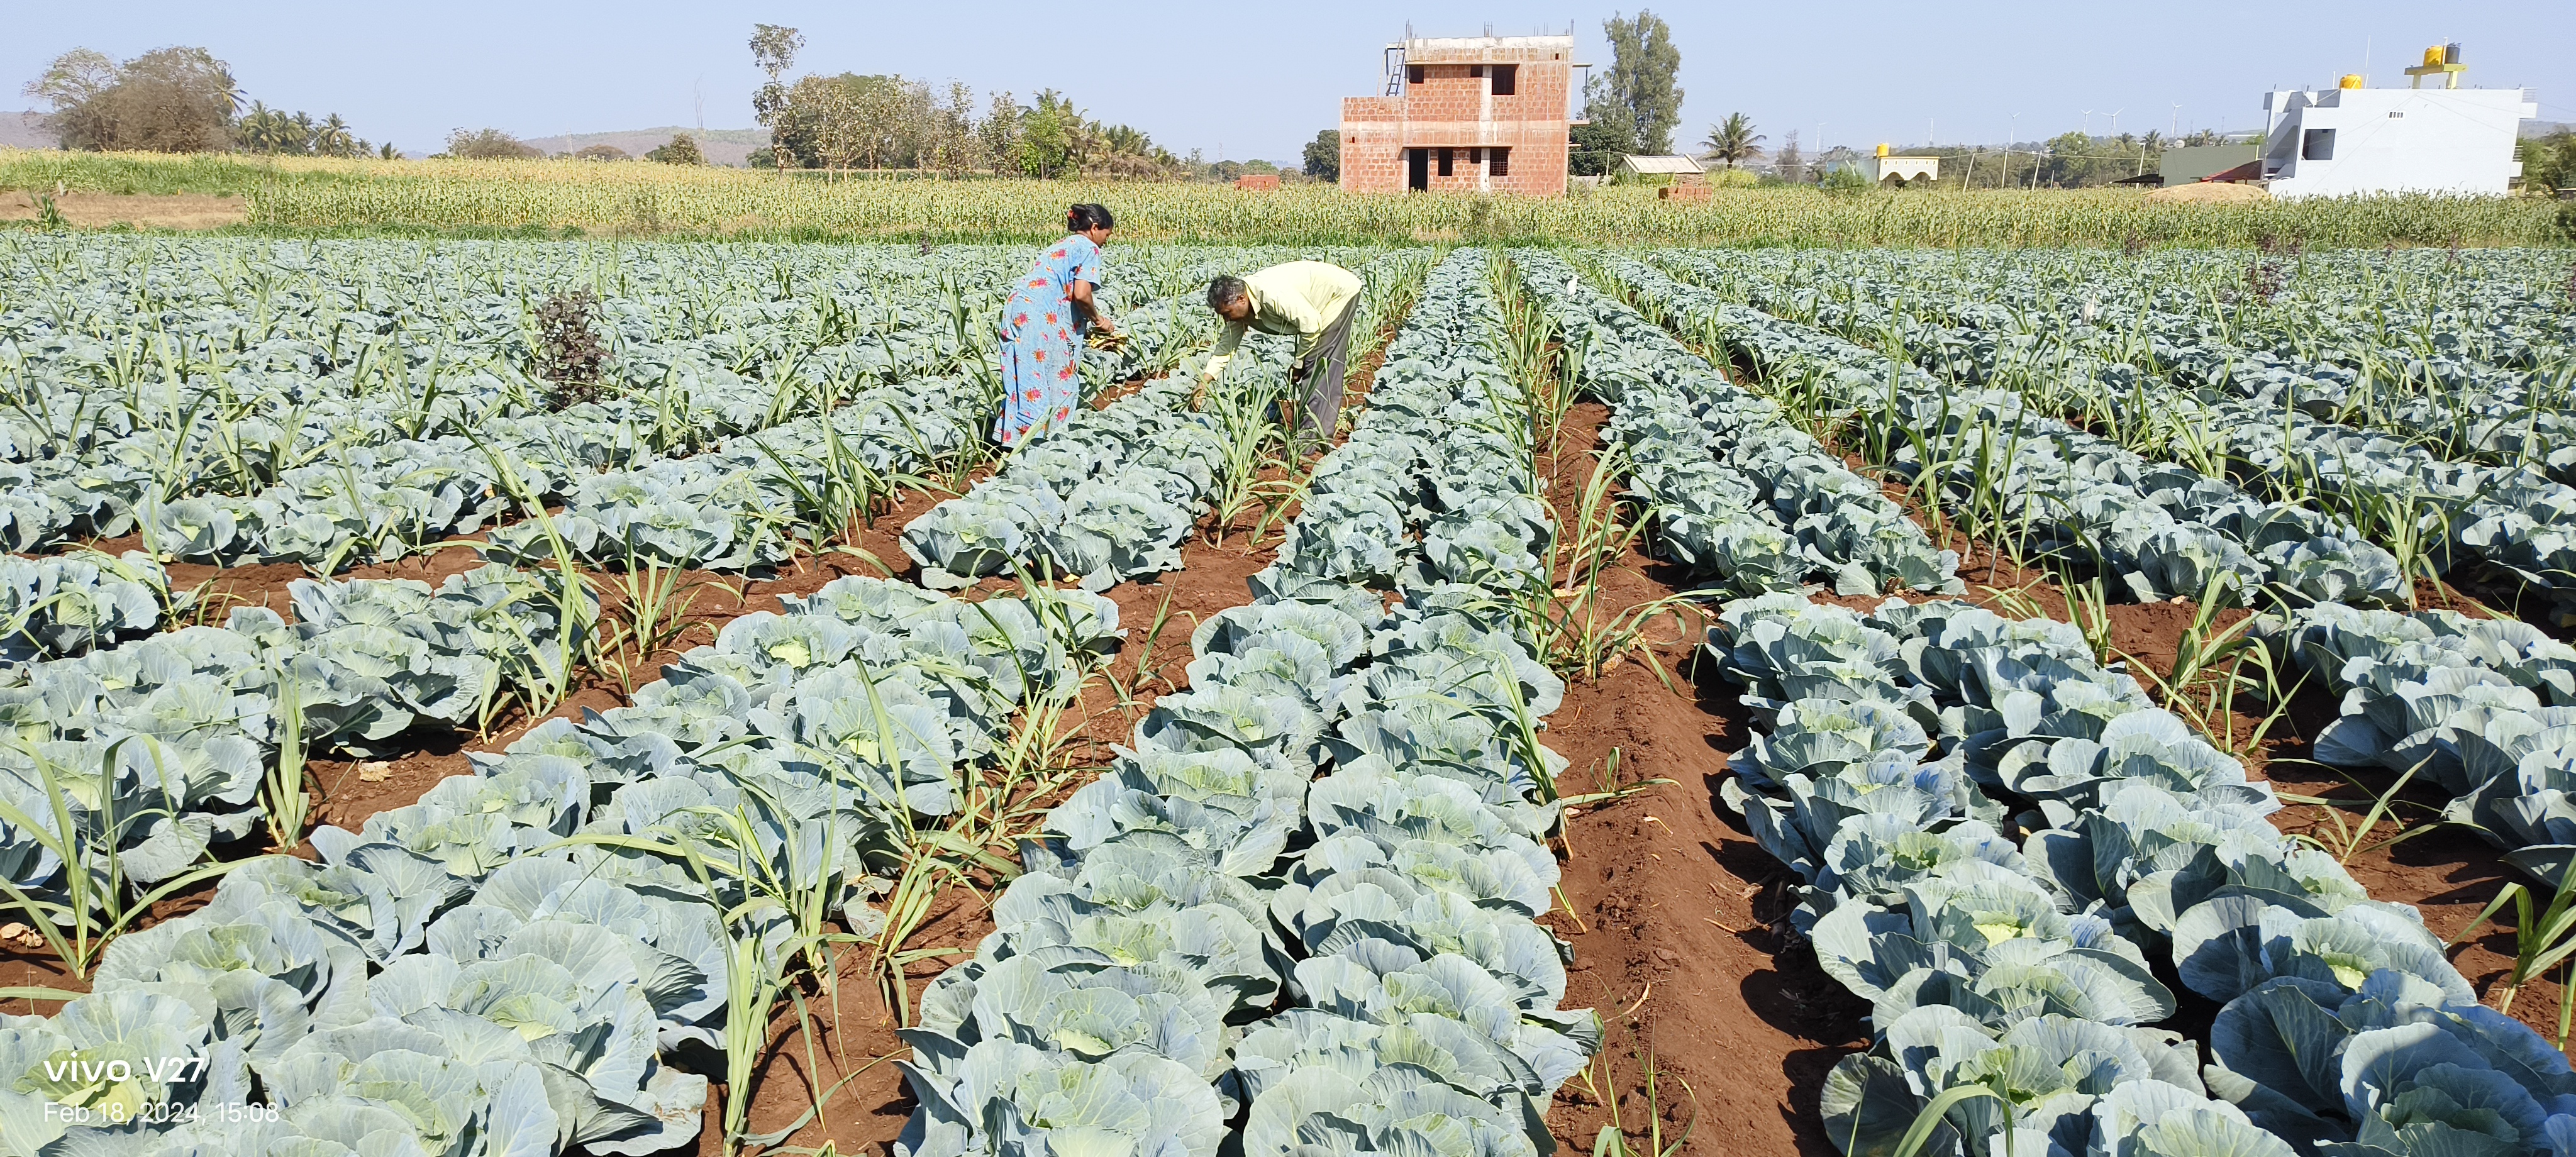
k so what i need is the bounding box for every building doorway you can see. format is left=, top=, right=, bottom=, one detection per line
left=1407, top=148, right=1429, bottom=191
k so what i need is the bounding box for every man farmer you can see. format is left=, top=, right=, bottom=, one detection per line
left=1197, top=260, right=1364, bottom=440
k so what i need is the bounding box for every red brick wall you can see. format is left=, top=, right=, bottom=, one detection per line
left=1340, top=43, right=1571, bottom=196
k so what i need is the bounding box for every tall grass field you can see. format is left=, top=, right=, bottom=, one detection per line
left=4, top=147, right=2570, bottom=247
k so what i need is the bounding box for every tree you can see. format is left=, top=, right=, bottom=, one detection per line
left=979, top=89, right=1021, bottom=174
left=2521, top=131, right=2576, bottom=192
left=749, top=24, right=803, bottom=165
left=2040, top=131, right=2092, bottom=187
left=1601, top=11, right=1682, bottom=154
left=238, top=101, right=289, bottom=152
left=25, top=46, right=239, bottom=152
left=1568, top=72, right=1638, bottom=177
left=443, top=128, right=541, bottom=159
left=573, top=143, right=631, bottom=162
left=233, top=99, right=370, bottom=157
left=1772, top=130, right=1802, bottom=184
left=1702, top=112, right=1763, bottom=168
left=925, top=80, right=978, bottom=177
left=645, top=133, right=703, bottom=164
left=314, top=114, right=356, bottom=157
left=1014, top=90, right=1080, bottom=179
left=1303, top=130, right=1341, bottom=182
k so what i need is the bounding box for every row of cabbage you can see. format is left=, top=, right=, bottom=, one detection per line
left=1265, top=250, right=1555, bottom=593
left=2263, top=602, right=2576, bottom=887
left=898, top=287, right=1277, bottom=590
left=2038, top=247, right=2572, bottom=396
left=485, top=369, right=991, bottom=573
left=0, top=242, right=1023, bottom=568
left=1657, top=248, right=2576, bottom=470
left=0, top=240, right=1311, bottom=573
left=1668, top=248, right=2576, bottom=627
left=1507, top=248, right=1960, bottom=599
left=0, top=236, right=1257, bottom=458
left=0, top=562, right=589, bottom=934
left=1592, top=254, right=2412, bottom=609
left=1, top=570, right=1120, bottom=1156
left=0, top=549, right=172, bottom=663
left=897, top=250, right=1599, bottom=1157
left=902, top=250, right=1430, bottom=592
left=1896, top=249, right=2576, bottom=472
left=1709, top=592, right=2576, bottom=1157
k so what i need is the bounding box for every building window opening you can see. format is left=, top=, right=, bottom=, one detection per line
left=1438, top=148, right=1454, bottom=176
left=2301, top=128, right=2336, bottom=160
left=1490, top=65, right=1518, bottom=95
left=1470, top=65, right=1484, bottom=78
left=1406, top=64, right=1424, bottom=85
left=1490, top=148, right=1511, bottom=177
left=1470, top=148, right=1484, bottom=165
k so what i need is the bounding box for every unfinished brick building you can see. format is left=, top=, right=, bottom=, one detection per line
left=1340, top=35, right=1577, bottom=196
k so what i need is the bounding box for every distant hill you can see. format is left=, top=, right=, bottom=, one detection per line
left=520, top=127, right=768, bottom=167
left=1, top=113, right=55, bottom=150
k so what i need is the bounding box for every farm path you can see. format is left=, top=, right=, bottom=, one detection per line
left=1530, top=399, right=1862, bottom=1157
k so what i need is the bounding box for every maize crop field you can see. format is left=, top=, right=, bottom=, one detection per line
left=8, top=147, right=2575, bottom=248
left=3, top=227, right=2576, bottom=1157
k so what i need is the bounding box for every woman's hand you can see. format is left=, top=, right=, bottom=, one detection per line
left=1067, top=279, right=1112, bottom=336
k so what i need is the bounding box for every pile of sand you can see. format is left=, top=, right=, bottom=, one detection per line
left=2145, top=182, right=2269, bottom=205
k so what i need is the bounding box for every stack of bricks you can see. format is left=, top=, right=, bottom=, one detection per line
left=1340, top=35, right=1574, bottom=197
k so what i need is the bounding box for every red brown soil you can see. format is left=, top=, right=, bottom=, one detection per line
left=1530, top=399, right=1863, bottom=1156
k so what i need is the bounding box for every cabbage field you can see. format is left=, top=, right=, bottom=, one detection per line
left=0, top=231, right=2573, bottom=1157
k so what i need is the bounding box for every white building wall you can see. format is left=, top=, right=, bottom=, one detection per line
left=2258, top=86, right=2535, bottom=197
left=1864, top=157, right=1940, bottom=182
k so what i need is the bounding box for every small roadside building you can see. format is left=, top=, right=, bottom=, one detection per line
left=1862, top=145, right=1938, bottom=184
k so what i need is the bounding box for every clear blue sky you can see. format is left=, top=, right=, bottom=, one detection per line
left=9, top=1, right=2570, bottom=161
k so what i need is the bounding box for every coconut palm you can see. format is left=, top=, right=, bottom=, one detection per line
left=1702, top=112, right=1765, bottom=169
left=315, top=114, right=355, bottom=158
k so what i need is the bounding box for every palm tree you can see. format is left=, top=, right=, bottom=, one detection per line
left=240, top=101, right=283, bottom=152
left=1702, top=112, right=1765, bottom=169
left=315, top=114, right=355, bottom=157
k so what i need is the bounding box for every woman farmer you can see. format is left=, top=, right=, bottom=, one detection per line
left=993, top=204, right=1119, bottom=447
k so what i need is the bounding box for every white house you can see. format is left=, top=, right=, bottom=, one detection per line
left=2258, top=78, right=2535, bottom=198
